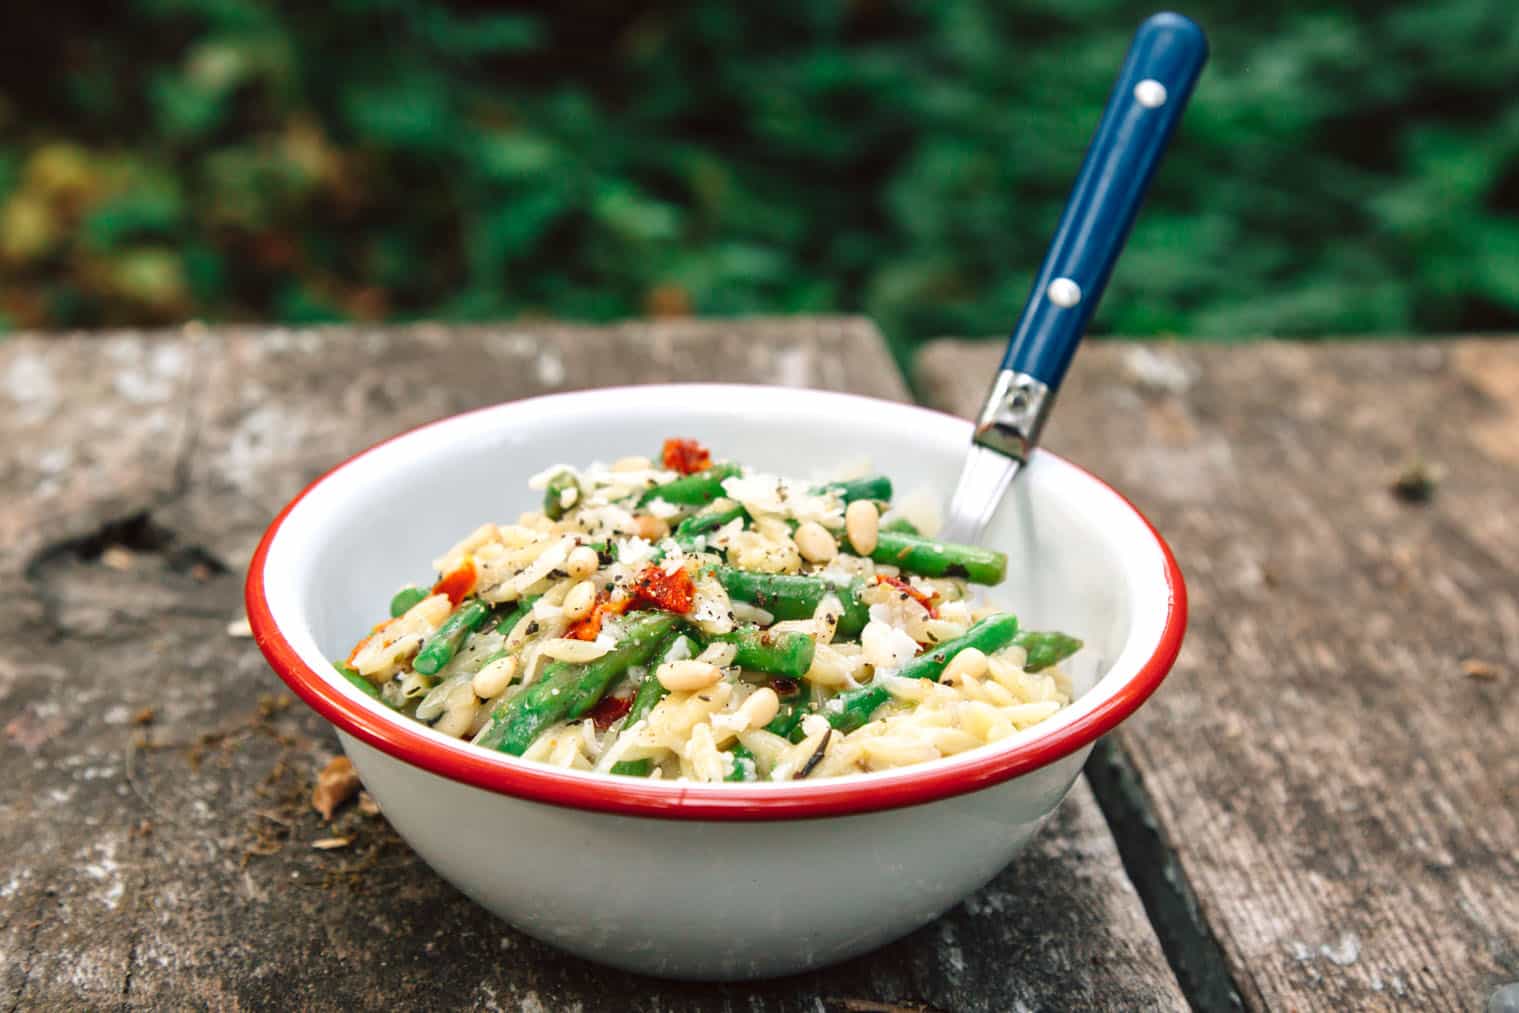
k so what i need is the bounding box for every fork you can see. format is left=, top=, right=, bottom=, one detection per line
left=940, top=12, right=1208, bottom=544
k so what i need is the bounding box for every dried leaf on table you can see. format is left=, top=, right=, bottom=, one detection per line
left=312, top=755, right=361, bottom=820
left=1461, top=658, right=1500, bottom=680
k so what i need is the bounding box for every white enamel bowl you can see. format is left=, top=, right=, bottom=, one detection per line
left=246, top=384, right=1185, bottom=980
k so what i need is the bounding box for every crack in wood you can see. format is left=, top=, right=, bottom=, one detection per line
left=118, top=802, right=156, bottom=1006
left=21, top=509, right=232, bottom=641
left=1085, top=740, right=1245, bottom=1012
left=4, top=872, right=52, bottom=1013
left=24, top=510, right=228, bottom=580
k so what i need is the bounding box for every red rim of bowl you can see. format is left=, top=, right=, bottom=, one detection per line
left=245, top=396, right=1186, bottom=822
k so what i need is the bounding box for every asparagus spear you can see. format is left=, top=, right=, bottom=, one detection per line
left=855, top=530, right=1007, bottom=585
left=826, top=613, right=1021, bottom=734
left=816, top=476, right=892, bottom=504
left=609, top=633, right=694, bottom=777
left=880, top=517, right=920, bottom=536
left=334, top=662, right=382, bottom=701
left=673, top=501, right=749, bottom=543
left=388, top=586, right=428, bottom=617
left=482, top=612, right=680, bottom=756
left=412, top=599, right=493, bottom=676
left=709, top=626, right=815, bottom=678
left=725, top=742, right=759, bottom=782
left=638, top=462, right=741, bottom=507
left=542, top=471, right=580, bottom=520
left=710, top=566, right=870, bottom=640
left=1015, top=630, right=1083, bottom=672
left=765, top=680, right=811, bottom=738
left=493, top=597, right=538, bottom=637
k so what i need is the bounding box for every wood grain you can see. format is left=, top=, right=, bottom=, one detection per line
left=917, top=337, right=1519, bottom=1012
left=0, top=319, right=1183, bottom=1011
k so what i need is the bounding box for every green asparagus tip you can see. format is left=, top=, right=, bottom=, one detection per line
left=388, top=586, right=428, bottom=617
left=1015, top=630, right=1083, bottom=672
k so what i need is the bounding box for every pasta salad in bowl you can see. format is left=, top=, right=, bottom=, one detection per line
left=335, top=438, right=1084, bottom=784
left=247, top=384, right=1184, bottom=979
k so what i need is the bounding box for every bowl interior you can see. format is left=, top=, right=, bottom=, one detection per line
left=256, top=384, right=1176, bottom=800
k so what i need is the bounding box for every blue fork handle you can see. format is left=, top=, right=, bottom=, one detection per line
left=1001, top=12, right=1207, bottom=388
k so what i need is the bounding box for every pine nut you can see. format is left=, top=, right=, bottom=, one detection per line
left=942, top=647, right=989, bottom=684
left=846, top=500, right=879, bottom=555
left=738, top=687, right=780, bottom=729
left=657, top=659, right=723, bottom=692
left=562, top=580, right=597, bottom=621
left=471, top=656, right=518, bottom=699
left=565, top=545, right=600, bottom=581
left=612, top=455, right=652, bottom=472
left=540, top=638, right=612, bottom=663
left=794, top=521, right=838, bottom=563
left=633, top=514, right=669, bottom=540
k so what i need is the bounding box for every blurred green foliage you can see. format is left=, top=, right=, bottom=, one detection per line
left=2, top=1, right=1518, bottom=353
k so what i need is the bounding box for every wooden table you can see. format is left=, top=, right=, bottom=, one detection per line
left=1, top=320, right=1513, bottom=1010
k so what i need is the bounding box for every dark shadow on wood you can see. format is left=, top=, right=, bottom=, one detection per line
left=1085, top=738, right=1243, bottom=1012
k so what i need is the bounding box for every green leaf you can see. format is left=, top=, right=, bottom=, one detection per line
left=84, top=187, right=184, bottom=251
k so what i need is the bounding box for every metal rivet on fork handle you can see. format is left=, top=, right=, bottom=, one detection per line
left=1134, top=79, right=1169, bottom=108
left=1047, top=278, right=1082, bottom=308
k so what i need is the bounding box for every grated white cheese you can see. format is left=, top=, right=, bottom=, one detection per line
left=720, top=473, right=844, bottom=529
left=616, top=536, right=656, bottom=567
left=645, top=497, right=681, bottom=519
left=861, top=619, right=920, bottom=669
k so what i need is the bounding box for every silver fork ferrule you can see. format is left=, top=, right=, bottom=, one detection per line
left=972, top=369, right=1055, bottom=462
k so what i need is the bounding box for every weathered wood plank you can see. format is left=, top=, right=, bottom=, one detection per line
left=0, top=320, right=1184, bottom=1011
left=916, top=337, right=1519, bottom=1011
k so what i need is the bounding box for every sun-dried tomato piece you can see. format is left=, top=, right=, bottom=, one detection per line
left=566, top=593, right=629, bottom=641
left=432, top=559, right=478, bottom=606
left=631, top=565, right=696, bottom=614
left=661, top=437, right=712, bottom=475
left=345, top=617, right=396, bottom=663
left=587, top=694, right=633, bottom=731
left=875, top=574, right=939, bottom=618
left=566, top=608, right=603, bottom=643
